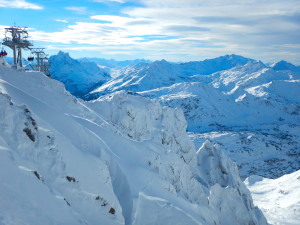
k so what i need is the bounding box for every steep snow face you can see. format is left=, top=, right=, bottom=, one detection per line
left=245, top=170, right=300, bottom=225
left=49, top=51, right=110, bottom=97
left=0, top=65, right=267, bottom=225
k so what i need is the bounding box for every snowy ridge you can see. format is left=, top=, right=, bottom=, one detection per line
left=0, top=65, right=267, bottom=225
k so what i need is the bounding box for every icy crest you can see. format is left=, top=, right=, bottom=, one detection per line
left=197, top=140, right=267, bottom=225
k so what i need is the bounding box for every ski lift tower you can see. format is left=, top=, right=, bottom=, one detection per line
left=2, top=26, right=33, bottom=68
left=29, top=47, right=50, bottom=76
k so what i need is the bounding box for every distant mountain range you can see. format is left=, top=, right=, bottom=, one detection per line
left=79, top=57, right=152, bottom=69
left=85, top=54, right=256, bottom=99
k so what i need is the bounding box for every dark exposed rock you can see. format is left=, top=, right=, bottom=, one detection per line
left=109, top=207, right=115, bottom=214
left=23, top=128, right=35, bottom=142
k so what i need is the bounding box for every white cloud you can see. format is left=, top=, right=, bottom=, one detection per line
left=65, top=6, right=87, bottom=14
left=23, top=0, right=300, bottom=63
left=0, top=0, right=42, bottom=9
left=55, top=19, right=69, bottom=23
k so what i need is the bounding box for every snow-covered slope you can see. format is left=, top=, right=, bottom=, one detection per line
left=0, top=65, right=267, bottom=225
left=245, top=170, right=300, bottom=225
left=49, top=51, right=110, bottom=97
left=140, top=82, right=244, bottom=131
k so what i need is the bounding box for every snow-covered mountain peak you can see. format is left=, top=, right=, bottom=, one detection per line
left=57, top=50, right=71, bottom=57
left=217, top=54, right=253, bottom=64
left=49, top=51, right=110, bottom=97
left=151, top=59, right=170, bottom=66
left=54, top=51, right=77, bottom=65
left=271, top=60, right=300, bottom=72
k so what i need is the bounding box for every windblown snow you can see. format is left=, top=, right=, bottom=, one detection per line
left=0, top=61, right=268, bottom=225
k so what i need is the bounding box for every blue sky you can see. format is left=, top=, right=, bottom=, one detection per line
left=0, top=0, right=299, bottom=64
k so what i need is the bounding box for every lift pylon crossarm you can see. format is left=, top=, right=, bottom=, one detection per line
left=2, top=26, right=33, bottom=68
left=28, top=47, right=50, bottom=76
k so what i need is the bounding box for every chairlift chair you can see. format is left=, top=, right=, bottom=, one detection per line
left=0, top=48, right=7, bottom=57
left=27, top=55, right=34, bottom=62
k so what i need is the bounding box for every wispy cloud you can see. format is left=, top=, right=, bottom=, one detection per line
left=65, top=6, right=87, bottom=14
left=0, top=0, right=43, bottom=9
left=55, top=19, right=69, bottom=23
